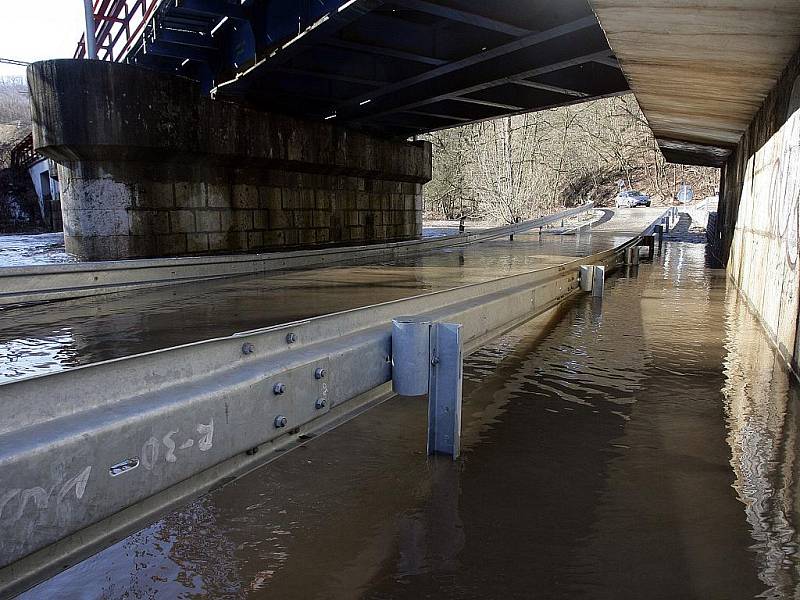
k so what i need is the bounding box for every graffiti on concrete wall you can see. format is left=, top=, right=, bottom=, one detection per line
left=730, top=109, right=800, bottom=362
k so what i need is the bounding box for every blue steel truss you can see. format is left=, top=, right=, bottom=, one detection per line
left=80, top=0, right=630, bottom=137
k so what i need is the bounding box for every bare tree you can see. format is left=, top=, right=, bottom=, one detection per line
left=422, top=94, right=719, bottom=221
left=471, top=115, right=549, bottom=223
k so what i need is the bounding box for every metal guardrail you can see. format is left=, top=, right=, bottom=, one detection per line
left=0, top=203, right=594, bottom=307
left=0, top=205, right=665, bottom=596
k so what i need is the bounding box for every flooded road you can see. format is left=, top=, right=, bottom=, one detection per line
left=0, top=208, right=658, bottom=381
left=0, top=226, right=459, bottom=265
left=23, top=240, right=800, bottom=599
left=0, top=229, right=450, bottom=266
left=0, top=233, right=73, bottom=267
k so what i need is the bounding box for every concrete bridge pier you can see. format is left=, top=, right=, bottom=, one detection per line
left=28, top=60, right=431, bottom=260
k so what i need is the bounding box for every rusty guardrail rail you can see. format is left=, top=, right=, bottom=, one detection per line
left=0, top=203, right=594, bottom=307
left=0, top=206, right=667, bottom=597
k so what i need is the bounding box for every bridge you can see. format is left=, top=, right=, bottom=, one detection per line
left=27, top=0, right=797, bottom=262
left=2, top=0, right=800, bottom=596
left=78, top=0, right=629, bottom=133
left=28, top=0, right=634, bottom=261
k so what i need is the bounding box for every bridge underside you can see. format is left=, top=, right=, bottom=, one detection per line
left=131, top=0, right=629, bottom=137
left=29, top=0, right=633, bottom=260
left=592, top=0, right=800, bottom=168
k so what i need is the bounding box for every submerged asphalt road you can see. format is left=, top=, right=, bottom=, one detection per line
left=0, top=208, right=661, bottom=381
left=22, top=235, right=800, bottom=599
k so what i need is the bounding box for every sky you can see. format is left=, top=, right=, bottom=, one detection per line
left=0, top=1, right=86, bottom=78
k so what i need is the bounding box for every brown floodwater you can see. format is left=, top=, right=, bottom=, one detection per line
left=20, top=239, right=800, bottom=599
left=0, top=208, right=659, bottom=381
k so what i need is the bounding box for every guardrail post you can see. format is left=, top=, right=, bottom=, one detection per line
left=655, top=224, right=664, bottom=254
left=592, top=265, right=605, bottom=298
left=625, top=247, right=639, bottom=265
left=428, top=322, right=463, bottom=458
left=640, top=235, right=655, bottom=260
left=391, top=318, right=463, bottom=459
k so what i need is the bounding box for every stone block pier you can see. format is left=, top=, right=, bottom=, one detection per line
left=28, top=60, right=431, bottom=260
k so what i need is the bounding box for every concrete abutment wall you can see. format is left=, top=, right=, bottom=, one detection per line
left=715, top=45, right=800, bottom=369
left=28, top=60, right=430, bottom=260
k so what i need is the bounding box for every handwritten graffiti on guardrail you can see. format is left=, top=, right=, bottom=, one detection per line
left=0, top=420, right=213, bottom=531
left=0, top=466, right=92, bottom=524
left=140, top=419, right=215, bottom=471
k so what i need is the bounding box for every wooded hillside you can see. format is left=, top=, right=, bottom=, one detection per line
left=0, top=77, right=30, bottom=167
left=422, top=94, right=719, bottom=222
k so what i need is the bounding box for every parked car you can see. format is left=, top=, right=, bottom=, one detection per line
left=614, top=190, right=651, bottom=208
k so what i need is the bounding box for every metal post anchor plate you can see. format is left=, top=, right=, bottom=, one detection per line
left=639, top=235, right=655, bottom=260
left=592, top=265, right=605, bottom=298
left=428, top=322, right=463, bottom=459
left=625, top=247, right=640, bottom=265
left=579, top=265, right=594, bottom=292
left=391, top=317, right=432, bottom=396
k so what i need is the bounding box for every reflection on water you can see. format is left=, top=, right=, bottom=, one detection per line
left=0, top=233, right=73, bottom=267
left=0, top=330, right=79, bottom=380
left=24, top=241, right=800, bottom=599
left=723, top=295, right=800, bottom=598
left=421, top=226, right=459, bottom=237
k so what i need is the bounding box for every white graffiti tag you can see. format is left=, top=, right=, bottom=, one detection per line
left=139, top=419, right=214, bottom=471
left=0, top=466, right=92, bottom=523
